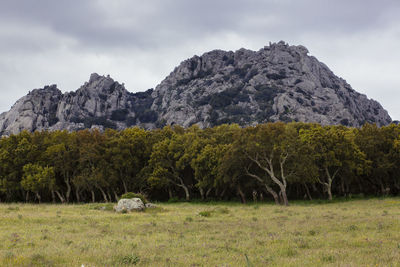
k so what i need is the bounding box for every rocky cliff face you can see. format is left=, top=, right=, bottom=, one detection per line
left=0, top=41, right=392, bottom=135
left=0, top=73, right=155, bottom=135
left=151, top=41, right=391, bottom=128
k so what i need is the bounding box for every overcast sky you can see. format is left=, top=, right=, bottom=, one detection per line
left=0, top=0, right=399, bottom=119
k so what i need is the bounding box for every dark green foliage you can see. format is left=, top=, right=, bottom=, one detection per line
left=84, top=117, right=116, bottom=129
left=121, top=192, right=148, bottom=204
left=195, top=95, right=212, bottom=106
left=210, top=93, right=232, bottom=108
left=126, top=117, right=137, bottom=127
left=279, top=114, right=292, bottom=122
left=70, top=117, right=83, bottom=124
left=167, top=197, right=180, bottom=203
left=138, top=110, right=158, bottom=123
left=48, top=114, right=59, bottom=126
left=176, top=78, right=192, bottom=86
left=266, top=72, right=286, bottom=80
left=130, top=89, right=154, bottom=114
left=254, top=85, right=279, bottom=103
left=295, top=79, right=303, bottom=84
left=198, top=210, right=212, bottom=217
left=340, top=118, right=350, bottom=126
left=114, top=254, right=140, bottom=265
left=222, top=55, right=234, bottom=65
left=109, top=82, right=118, bottom=93
left=208, top=110, right=219, bottom=124
left=233, top=64, right=252, bottom=78
left=196, top=86, right=248, bottom=108
left=244, top=69, right=258, bottom=82
left=196, top=69, right=213, bottom=79
left=224, top=105, right=246, bottom=116
left=189, top=59, right=198, bottom=71
left=111, top=109, right=129, bottom=121
left=210, top=86, right=248, bottom=109
left=296, top=97, right=304, bottom=105
left=0, top=122, right=399, bottom=204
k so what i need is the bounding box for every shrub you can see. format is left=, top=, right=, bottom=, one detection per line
left=111, top=109, right=128, bottom=121
left=198, top=210, right=212, bottom=217
left=214, top=207, right=230, bottom=214
left=137, top=110, right=158, bottom=123
left=114, top=254, right=140, bottom=265
left=347, top=225, right=358, bottom=231
left=308, top=230, right=317, bottom=236
left=30, top=253, right=53, bottom=266
left=321, top=255, right=336, bottom=263
left=121, top=192, right=148, bottom=204
left=167, top=197, right=180, bottom=203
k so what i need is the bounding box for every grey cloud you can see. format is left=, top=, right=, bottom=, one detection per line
left=0, top=0, right=399, bottom=119
left=2, top=0, right=397, bottom=50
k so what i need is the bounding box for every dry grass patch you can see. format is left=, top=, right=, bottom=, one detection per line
left=0, top=199, right=399, bottom=266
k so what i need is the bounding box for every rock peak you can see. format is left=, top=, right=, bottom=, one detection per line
left=0, top=42, right=392, bottom=135
left=89, top=73, right=101, bottom=82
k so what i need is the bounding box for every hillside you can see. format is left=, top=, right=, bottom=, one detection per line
left=0, top=41, right=391, bottom=135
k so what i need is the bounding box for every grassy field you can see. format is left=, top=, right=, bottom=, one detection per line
left=0, top=198, right=400, bottom=266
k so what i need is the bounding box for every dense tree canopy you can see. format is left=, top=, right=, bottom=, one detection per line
left=0, top=122, right=399, bottom=204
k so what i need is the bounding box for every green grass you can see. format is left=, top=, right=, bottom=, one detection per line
left=1, top=198, right=400, bottom=266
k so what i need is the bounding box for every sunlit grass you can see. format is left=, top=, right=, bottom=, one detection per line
left=0, top=198, right=400, bottom=266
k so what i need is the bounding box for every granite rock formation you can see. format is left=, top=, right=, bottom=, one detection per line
left=0, top=41, right=392, bottom=135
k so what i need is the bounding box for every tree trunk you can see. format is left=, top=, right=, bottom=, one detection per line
left=168, top=187, right=173, bottom=199
left=181, top=185, right=190, bottom=201
left=340, top=177, right=345, bottom=196
left=327, top=185, right=333, bottom=201
left=237, top=185, right=246, bottom=204
left=323, top=167, right=338, bottom=201
left=75, top=189, right=80, bottom=203
left=65, top=177, right=71, bottom=203
left=205, top=188, right=212, bottom=199
left=264, top=185, right=279, bottom=205
left=107, top=190, right=112, bottom=203
left=113, top=190, right=119, bottom=201
left=219, top=188, right=226, bottom=200
left=122, top=180, right=128, bottom=194
left=252, top=190, right=257, bottom=203
left=304, top=183, right=312, bottom=201
left=199, top=188, right=205, bottom=200
left=25, top=191, right=30, bottom=202
left=279, top=187, right=289, bottom=206
left=55, top=190, right=65, bottom=203
left=91, top=190, right=95, bottom=203
left=97, top=187, right=108, bottom=202
left=35, top=192, right=41, bottom=203
left=51, top=190, right=56, bottom=203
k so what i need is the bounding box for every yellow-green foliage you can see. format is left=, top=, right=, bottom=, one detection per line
left=1, top=199, right=400, bottom=266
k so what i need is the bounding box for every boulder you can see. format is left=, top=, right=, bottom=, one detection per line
left=114, top=198, right=145, bottom=212
left=145, top=203, right=157, bottom=208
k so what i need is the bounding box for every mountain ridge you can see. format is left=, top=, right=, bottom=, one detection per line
left=0, top=41, right=392, bottom=135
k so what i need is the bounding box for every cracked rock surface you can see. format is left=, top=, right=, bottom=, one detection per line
left=0, top=41, right=391, bottom=135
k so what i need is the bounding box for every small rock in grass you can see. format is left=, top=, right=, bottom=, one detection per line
left=145, top=203, right=157, bottom=208
left=114, top=198, right=145, bottom=212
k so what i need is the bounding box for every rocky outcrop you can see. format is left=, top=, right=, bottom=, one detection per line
left=0, top=74, right=155, bottom=135
left=0, top=85, right=62, bottom=134
left=114, top=198, right=145, bottom=212
left=0, top=41, right=392, bottom=135
left=151, top=41, right=391, bottom=128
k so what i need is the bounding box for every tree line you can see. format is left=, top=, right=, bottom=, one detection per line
left=0, top=122, right=399, bottom=205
